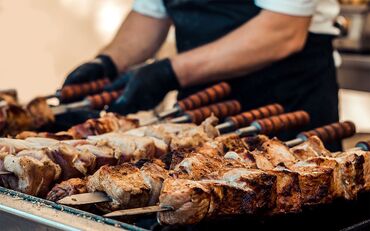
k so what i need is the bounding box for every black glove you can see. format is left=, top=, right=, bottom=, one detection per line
left=108, top=59, right=179, bottom=115
left=63, top=55, right=118, bottom=86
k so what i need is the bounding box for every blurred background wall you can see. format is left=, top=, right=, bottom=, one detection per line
left=0, top=0, right=369, bottom=134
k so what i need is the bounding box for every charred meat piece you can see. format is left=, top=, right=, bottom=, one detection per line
left=308, top=153, right=365, bottom=200
left=47, top=143, right=96, bottom=180
left=291, top=136, right=332, bottom=160
left=211, top=167, right=277, bottom=211
left=338, top=150, right=370, bottom=191
left=67, top=113, right=139, bottom=139
left=158, top=177, right=256, bottom=225
left=86, top=161, right=167, bottom=212
left=1, top=149, right=61, bottom=196
left=16, top=131, right=74, bottom=140
left=0, top=104, right=33, bottom=136
left=88, top=134, right=158, bottom=163
left=289, top=161, right=334, bottom=205
left=125, top=116, right=219, bottom=151
left=266, top=166, right=302, bottom=214
left=26, top=97, right=55, bottom=129
left=47, top=178, right=88, bottom=201
left=75, top=143, right=117, bottom=168
left=158, top=178, right=212, bottom=225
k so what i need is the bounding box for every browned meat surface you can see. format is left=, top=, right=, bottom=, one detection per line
left=266, top=166, right=302, bottom=214
left=211, top=167, right=277, bottom=211
left=159, top=178, right=211, bottom=225
left=47, top=143, right=96, bottom=180
left=292, top=136, right=365, bottom=200
left=16, top=131, right=74, bottom=140
left=1, top=149, right=61, bottom=196
left=88, top=134, right=158, bottom=163
left=125, top=116, right=219, bottom=151
left=75, top=143, right=117, bottom=168
left=339, top=150, right=370, bottom=191
left=291, top=136, right=332, bottom=160
left=0, top=91, right=18, bottom=105
left=289, top=161, right=334, bottom=205
left=67, top=113, right=139, bottom=139
left=86, top=161, right=167, bottom=212
left=159, top=176, right=257, bottom=225
left=26, top=97, right=55, bottom=129
left=0, top=97, right=55, bottom=136
left=308, top=154, right=364, bottom=200
left=47, top=178, right=88, bottom=201
left=1, top=104, right=33, bottom=136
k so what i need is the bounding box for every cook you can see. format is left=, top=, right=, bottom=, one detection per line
left=63, top=0, right=341, bottom=150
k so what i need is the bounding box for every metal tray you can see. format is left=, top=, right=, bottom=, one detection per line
left=0, top=186, right=147, bottom=231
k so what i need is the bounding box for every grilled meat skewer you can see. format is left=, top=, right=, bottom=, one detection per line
left=101, top=122, right=357, bottom=221
left=57, top=122, right=356, bottom=219
left=53, top=113, right=312, bottom=206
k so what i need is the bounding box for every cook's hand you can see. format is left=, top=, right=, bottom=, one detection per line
left=63, top=55, right=118, bottom=86
left=108, top=59, right=179, bottom=115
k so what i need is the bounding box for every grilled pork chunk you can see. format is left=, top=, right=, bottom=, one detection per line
left=292, top=136, right=365, bottom=200
left=125, top=116, right=219, bottom=151
left=67, top=113, right=139, bottom=139
left=290, top=135, right=332, bottom=160
left=86, top=160, right=167, bottom=212
left=26, top=97, right=55, bottom=129
left=158, top=177, right=257, bottom=225
left=47, top=143, right=96, bottom=180
left=336, top=149, right=370, bottom=191
left=16, top=131, right=74, bottom=140
left=47, top=178, right=88, bottom=201
left=1, top=149, right=61, bottom=196
left=88, top=134, right=158, bottom=163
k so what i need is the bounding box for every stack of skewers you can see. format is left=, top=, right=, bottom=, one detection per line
left=0, top=81, right=368, bottom=230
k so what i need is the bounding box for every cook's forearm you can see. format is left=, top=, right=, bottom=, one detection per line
left=172, top=10, right=311, bottom=87
left=101, top=11, right=171, bottom=73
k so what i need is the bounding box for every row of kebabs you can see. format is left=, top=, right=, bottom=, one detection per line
left=0, top=95, right=364, bottom=226
left=0, top=114, right=221, bottom=196
left=0, top=104, right=315, bottom=197
left=51, top=132, right=370, bottom=226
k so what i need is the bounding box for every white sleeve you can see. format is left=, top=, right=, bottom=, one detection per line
left=132, top=0, right=168, bottom=19
left=255, top=0, right=317, bottom=16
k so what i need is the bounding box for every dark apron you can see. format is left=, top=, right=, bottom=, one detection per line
left=163, top=0, right=341, bottom=151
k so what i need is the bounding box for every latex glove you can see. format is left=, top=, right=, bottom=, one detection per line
left=108, top=59, right=179, bottom=115
left=63, top=55, right=118, bottom=86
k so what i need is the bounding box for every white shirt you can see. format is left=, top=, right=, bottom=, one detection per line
left=133, top=0, right=340, bottom=35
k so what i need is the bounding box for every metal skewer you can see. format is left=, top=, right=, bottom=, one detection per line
left=104, top=205, right=174, bottom=217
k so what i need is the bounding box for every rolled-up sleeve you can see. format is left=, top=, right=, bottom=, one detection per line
left=255, top=0, right=317, bottom=16
left=133, top=0, right=168, bottom=19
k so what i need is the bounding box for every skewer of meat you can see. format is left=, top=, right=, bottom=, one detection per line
left=84, top=122, right=355, bottom=221
left=0, top=110, right=308, bottom=199
left=53, top=113, right=314, bottom=209
left=0, top=116, right=221, bottom=196
left=155, top=123, right=360, bottom=224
